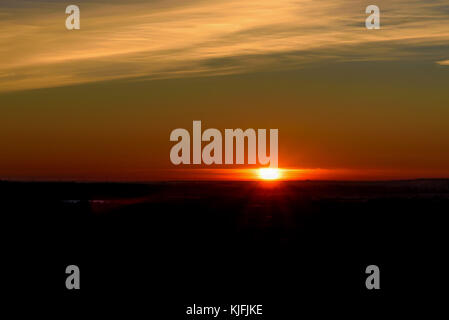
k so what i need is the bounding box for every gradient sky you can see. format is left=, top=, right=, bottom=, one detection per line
left=1, top=0, right=449, bottom=181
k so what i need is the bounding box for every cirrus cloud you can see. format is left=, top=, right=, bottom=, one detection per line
left=1, top=0, right=449, bottom=92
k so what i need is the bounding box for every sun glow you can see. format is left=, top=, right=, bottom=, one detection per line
left=258, top=168, right=281, bottom=180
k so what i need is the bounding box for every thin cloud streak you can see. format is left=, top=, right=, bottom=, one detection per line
left=1, top=0, right=449, bottom=91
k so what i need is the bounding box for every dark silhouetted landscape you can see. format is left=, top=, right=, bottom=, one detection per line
left=3, top=180, right=448, bottom=316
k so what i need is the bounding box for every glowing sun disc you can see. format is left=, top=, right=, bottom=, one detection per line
left=258, top=168, right=281, bottom=180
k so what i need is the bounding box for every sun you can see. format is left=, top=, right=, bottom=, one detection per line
left=258, top=168, right=281, bottom=180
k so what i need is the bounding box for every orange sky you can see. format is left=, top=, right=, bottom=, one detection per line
left=1, top=0, right=449, bottom=181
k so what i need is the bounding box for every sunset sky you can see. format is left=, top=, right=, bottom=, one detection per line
left=1, top=0, right=449, bottom=181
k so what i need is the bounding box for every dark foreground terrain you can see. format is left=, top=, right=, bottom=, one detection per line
left=2, top=180, right=448, bottom=316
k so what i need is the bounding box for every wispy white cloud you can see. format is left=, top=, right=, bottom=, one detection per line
left=1, top=0, right=449, bottom=91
